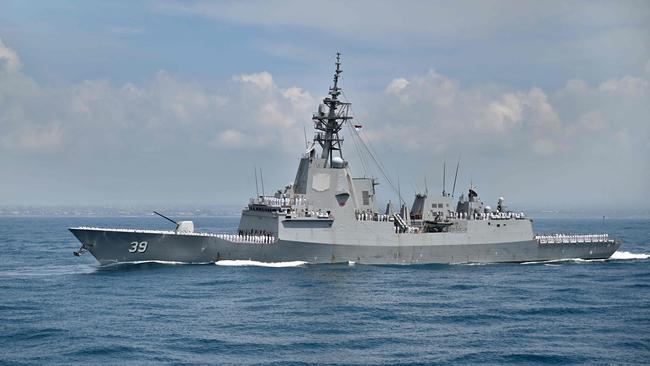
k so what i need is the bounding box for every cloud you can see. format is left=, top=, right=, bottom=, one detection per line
left=214, top=129, right=244, bottom=148
left=385, top=78, right=409, bottom=94
left=362, top=69, right=647, bottom=161
left=597, top=76, right=648, bottom=97
left=235, top=71, right=274, bottom=91
left=385, top=70, right=458, bottom=106
left=0, top=38, right=22, bottom=73
left=0, top=38, right=648, bottom=207
left=164, top=0, right=650, bottom=49
left=1, top=124, right=63, bottom=153
left=0, top=41, right=317, bottom=156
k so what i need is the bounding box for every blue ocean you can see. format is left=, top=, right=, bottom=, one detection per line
left=1, top=216, right=648, bottom=365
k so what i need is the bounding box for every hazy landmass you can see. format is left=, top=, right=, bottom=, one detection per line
left=0, top=205, right=647, bottom=219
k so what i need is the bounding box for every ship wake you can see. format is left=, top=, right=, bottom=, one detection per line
left=215, top=260, right=308, bottom=267
left=521, top=251, right=649, bottom=265
left=609, top=251, right=649, bottom=260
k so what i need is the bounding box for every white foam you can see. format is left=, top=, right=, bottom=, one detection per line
left=521, top=251, right=649, bottom=265
left=215, top=260, right=307, bottom=267
left=101, top=260, right=213, bottom=267
left=348, top=261, right=356, bottom=266
left=521, top=258, right=606, bottom=265
left=609, top=251, right=650, bottom=260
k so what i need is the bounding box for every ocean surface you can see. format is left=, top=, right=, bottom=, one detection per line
left=0, top=216, right=648, bottom=365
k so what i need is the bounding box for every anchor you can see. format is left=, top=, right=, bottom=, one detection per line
left=73, top=244, right=89, bottom=256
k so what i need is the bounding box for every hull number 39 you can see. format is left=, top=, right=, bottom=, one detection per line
left=129, top=241, right=148, bottom=253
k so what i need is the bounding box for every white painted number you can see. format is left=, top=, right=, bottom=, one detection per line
left=128, top=241, right=148, bottom=253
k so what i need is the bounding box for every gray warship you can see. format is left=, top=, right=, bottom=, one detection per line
left=70, top=54, right=620, bottom=265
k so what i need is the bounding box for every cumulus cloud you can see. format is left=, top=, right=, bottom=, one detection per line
left=385, top=70, right=457, bottom=107
left=363, top=69, right=648, bottom=161
left=385, top=78, right=409, bottom=94
left=597, top=76, right=648, bottom=97
left=0, top=40, right=314, bottom=155
left=0, top=38, right=22, bottom=73
left=0, top=38, right=648, bottom=207
left=235, top=71, right=274, bottom=91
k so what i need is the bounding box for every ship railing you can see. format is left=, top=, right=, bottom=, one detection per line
left=535, top=234, right=612, bottom=245
left=446, top=212, right=527, bottom=220
left=214, top=233, right=277, bottom=244
left=73, top=227, right=277, bottom=243
left=250, top=196, right=309, bottom=209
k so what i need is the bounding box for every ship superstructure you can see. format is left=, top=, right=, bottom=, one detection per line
left=70, top=54, right=619, bottom=265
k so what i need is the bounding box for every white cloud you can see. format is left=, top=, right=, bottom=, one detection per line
left=385, top=78, right=409, bottom=94
left=0, top=38, right=648, bottom=207
left=1, top=124, right=63, bottom=153
left=0, top=41, right=314, bottom=156
left=281, top=86, right=313, bottom=111
left=214, top=129, right=244, bottom=148
left=364, top=69, right=647, bottom=161
left=384, top=70, right=458, bottom=106
left=598, top=76, right=648, bottom=97
left=0, top=38, right=22, bottom=73
left=235, top=71, right=274, bottom=91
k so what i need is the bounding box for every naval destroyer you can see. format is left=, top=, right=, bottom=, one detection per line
left=70, top=54, right=619, bottom=265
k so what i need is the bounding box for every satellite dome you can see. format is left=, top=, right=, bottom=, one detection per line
left=331, top=157, right=345, bottom=168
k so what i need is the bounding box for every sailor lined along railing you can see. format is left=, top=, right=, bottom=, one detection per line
left=354, top=211, right=526, bottom=222
left=214, top=233, right=277, bottom=244
left=72, top=227, right=277, bottom=244
left=448, top=212, right=527, bottom=220
left=355, top=211, right=393, bottom=222
left=535, top=234, right=613, bottom=245
left=252, top=196, right=307, bottom=207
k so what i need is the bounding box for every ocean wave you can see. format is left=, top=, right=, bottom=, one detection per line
left=215, top=260, right=308, bottom=267
left=0, top=265, right=96, bottom=277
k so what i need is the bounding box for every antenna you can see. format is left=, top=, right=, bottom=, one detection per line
left=153, top=211, right=178, bottom=225
left=254, top=165, right=260, bottom=198
left=424, top=176, right=429, bottom=196
left=303, top=124, right=308, bottom=149
left=260, top=167, right=265, bottom=197
left=452, top=159, right=460, bottom=197
left=397, top=173, right=404, bottom=206
left=442, top=161, right=446, bottom=196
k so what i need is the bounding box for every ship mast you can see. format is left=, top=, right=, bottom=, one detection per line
left=313, top=52, right=353, bottom=167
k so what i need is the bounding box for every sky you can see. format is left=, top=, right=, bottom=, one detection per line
left=0, top=0, right=649, bottom=210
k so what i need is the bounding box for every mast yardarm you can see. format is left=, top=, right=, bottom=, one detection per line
left=313, top=52, right=353, bottom=167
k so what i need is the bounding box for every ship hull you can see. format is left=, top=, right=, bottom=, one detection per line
left=70, top=228, right=620, bottom=265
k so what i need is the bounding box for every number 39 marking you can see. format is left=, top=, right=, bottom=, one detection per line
left=129, top=241, right=148, bottom=253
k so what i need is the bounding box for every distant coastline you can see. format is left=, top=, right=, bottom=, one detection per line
left=0, top=205, right=648, bottom=219
left=0, top=205, right=243, bottom=218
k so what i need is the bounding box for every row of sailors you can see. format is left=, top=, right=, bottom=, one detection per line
left=305, top=210, right=332, bottom=219
left=535, top=234, right=610, bottom=244
left=256, top=196, right=307, bottom=207
left=215, top=233, right=277, bottom=244
left=448, top=211, right=526, bottom=220
left=394, top=226, right=418, bottom=234
left=355, top=211, right=393, bottom=222
left=355, top=211, right=526, bottom=221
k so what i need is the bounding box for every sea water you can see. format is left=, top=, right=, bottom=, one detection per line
left=0, top=217, right=648, bottom=365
